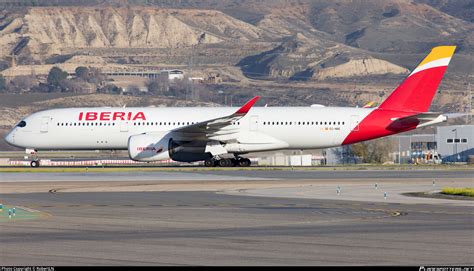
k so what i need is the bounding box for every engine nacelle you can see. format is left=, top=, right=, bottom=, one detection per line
left=128, top=133, right=172, bottom=162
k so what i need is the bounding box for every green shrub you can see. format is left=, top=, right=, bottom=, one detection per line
left=441, top=187, right=474, bottom=197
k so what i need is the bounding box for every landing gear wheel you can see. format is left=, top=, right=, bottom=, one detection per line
left=30, top=160, right=40, bottom=168
left=218, top=158, right=233, bottom=167
left=204, top=159, right=215, bottom=167
left=238, top=158, right=251, bottom=167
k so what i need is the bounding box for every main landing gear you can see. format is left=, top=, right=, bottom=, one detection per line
left=204, top=157, right=251, bottom=167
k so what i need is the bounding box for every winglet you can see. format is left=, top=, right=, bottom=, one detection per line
left=362, top=101, right=376, bottom=108
left=235, top=96, right=260, bottom=115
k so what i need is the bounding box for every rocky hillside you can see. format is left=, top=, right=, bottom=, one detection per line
left=0, top=1, right=472, bottom=82
left=238, top=33, right=410, bottom=80
left=0, top=7, right=273, bottom=61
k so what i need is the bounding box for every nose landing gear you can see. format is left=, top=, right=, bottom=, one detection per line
left=26, top=148, right=40, bottom=168
left=30, top=160, right=40, bottom=168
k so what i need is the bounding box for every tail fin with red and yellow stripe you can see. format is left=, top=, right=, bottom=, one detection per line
left=378, top=46, right=456, bottom=112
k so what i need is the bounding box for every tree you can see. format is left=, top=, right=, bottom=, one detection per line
left=98, top=84, right=122, bottom=94
left=126, top=84, right=142, bottom=95
left=75, top=66, right=89, bottom=81
left=0, top=74, right=6, bottom=92
left=47, top=66, right=68, bottom=87
left=146, top=79, right=160, bottom=94
left=87, top=67, right=106, bottom=84
left=10, top=75, right=37, bottom=92
left=350, top=138, right=393, bottom=164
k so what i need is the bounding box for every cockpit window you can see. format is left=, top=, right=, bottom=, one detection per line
left=16, top=121, right=26, bottom=128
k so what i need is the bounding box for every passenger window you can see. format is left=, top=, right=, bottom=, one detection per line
left=447, top=139, right=453, bottom=143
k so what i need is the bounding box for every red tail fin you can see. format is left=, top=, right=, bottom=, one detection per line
left=378, top=46, right=456, bottom=112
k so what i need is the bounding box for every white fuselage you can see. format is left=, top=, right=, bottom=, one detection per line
left=5, top=106, right=372, bottom=152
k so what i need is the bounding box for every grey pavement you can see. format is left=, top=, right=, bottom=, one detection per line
left=0, top=169, right=472, bottom=182
left=0, top=191, right=473, bottom=265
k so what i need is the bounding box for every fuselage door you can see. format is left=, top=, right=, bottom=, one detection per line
left=120, top=121, right=129, bottom=132
left=350, top=115, right=360, bottom=132
left=249, top=115, right=258, bottom=131
left=40, top=116, right=49, bottom=133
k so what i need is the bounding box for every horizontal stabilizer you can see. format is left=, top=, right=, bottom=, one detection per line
left=389, top=112, right=447, bottom=130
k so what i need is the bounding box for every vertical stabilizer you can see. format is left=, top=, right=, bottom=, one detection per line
left=378, top=46, right=456, bottom=112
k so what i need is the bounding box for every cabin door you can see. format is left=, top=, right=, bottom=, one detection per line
left=350, top=115, right=360, bottom=132
left=249, top=115, right=259, bottom=131
left=40, top=116, right=49, bottom=133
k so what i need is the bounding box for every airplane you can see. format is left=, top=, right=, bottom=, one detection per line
left=4, top=46, right=456, bottom=167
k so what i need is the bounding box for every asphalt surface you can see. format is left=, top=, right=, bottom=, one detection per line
left=0, top=190, right=473, bottom=265
left=0, top=169, right=472, bottom=182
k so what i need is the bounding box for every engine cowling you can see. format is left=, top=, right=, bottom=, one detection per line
left=128, top=133, right=172, bottom=162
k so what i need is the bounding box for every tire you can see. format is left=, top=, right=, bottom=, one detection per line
left=238, top=158, right=251, bottom=167
left=204, top=159, right=215, bottom=167
left=218, top=159, right=232, bottom=167
left=244, top=158, right=251, bottom=167
left=30, top=160, right=39, bottom=168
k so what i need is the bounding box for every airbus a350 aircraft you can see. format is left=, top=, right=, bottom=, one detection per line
left=5, top=46, right=456, bottom=167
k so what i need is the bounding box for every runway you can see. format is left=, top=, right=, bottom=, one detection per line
left=0, top=169, right=473, bottom=265
left=0, top=168, right=472, bottom=182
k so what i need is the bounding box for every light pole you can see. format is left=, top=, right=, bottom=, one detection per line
left=218, top=90, right=225, bottom=105
left=398, top=136, right=401, bottom=165
left=452, top=128, right=457, bottom=162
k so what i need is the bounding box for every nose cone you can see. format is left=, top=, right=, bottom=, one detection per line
left=4, top=130, right=15, bottom=145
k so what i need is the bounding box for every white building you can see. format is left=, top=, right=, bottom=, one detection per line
left=161, top=70, right=184, bottom=81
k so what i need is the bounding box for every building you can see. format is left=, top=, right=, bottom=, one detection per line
left=326, top=125, right=473, bottom=164
left=161, top=70, right=184, bottom=81
left=389, top=126, right=473, bottom=164
left=436, top=125, right=473, bottom=162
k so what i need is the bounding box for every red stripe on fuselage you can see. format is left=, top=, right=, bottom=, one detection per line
left=342, top=109, right=419, bottom=145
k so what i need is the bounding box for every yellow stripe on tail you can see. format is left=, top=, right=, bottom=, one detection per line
left=417, top=46, right=456, bottom=67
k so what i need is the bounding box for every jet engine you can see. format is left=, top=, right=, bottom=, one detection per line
left=128, top=132, right=211, bottom=162
left=128, top=132, right=172, bottom=162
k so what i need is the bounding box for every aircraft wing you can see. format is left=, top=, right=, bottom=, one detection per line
left=170, top=96, right=260, bottom=141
